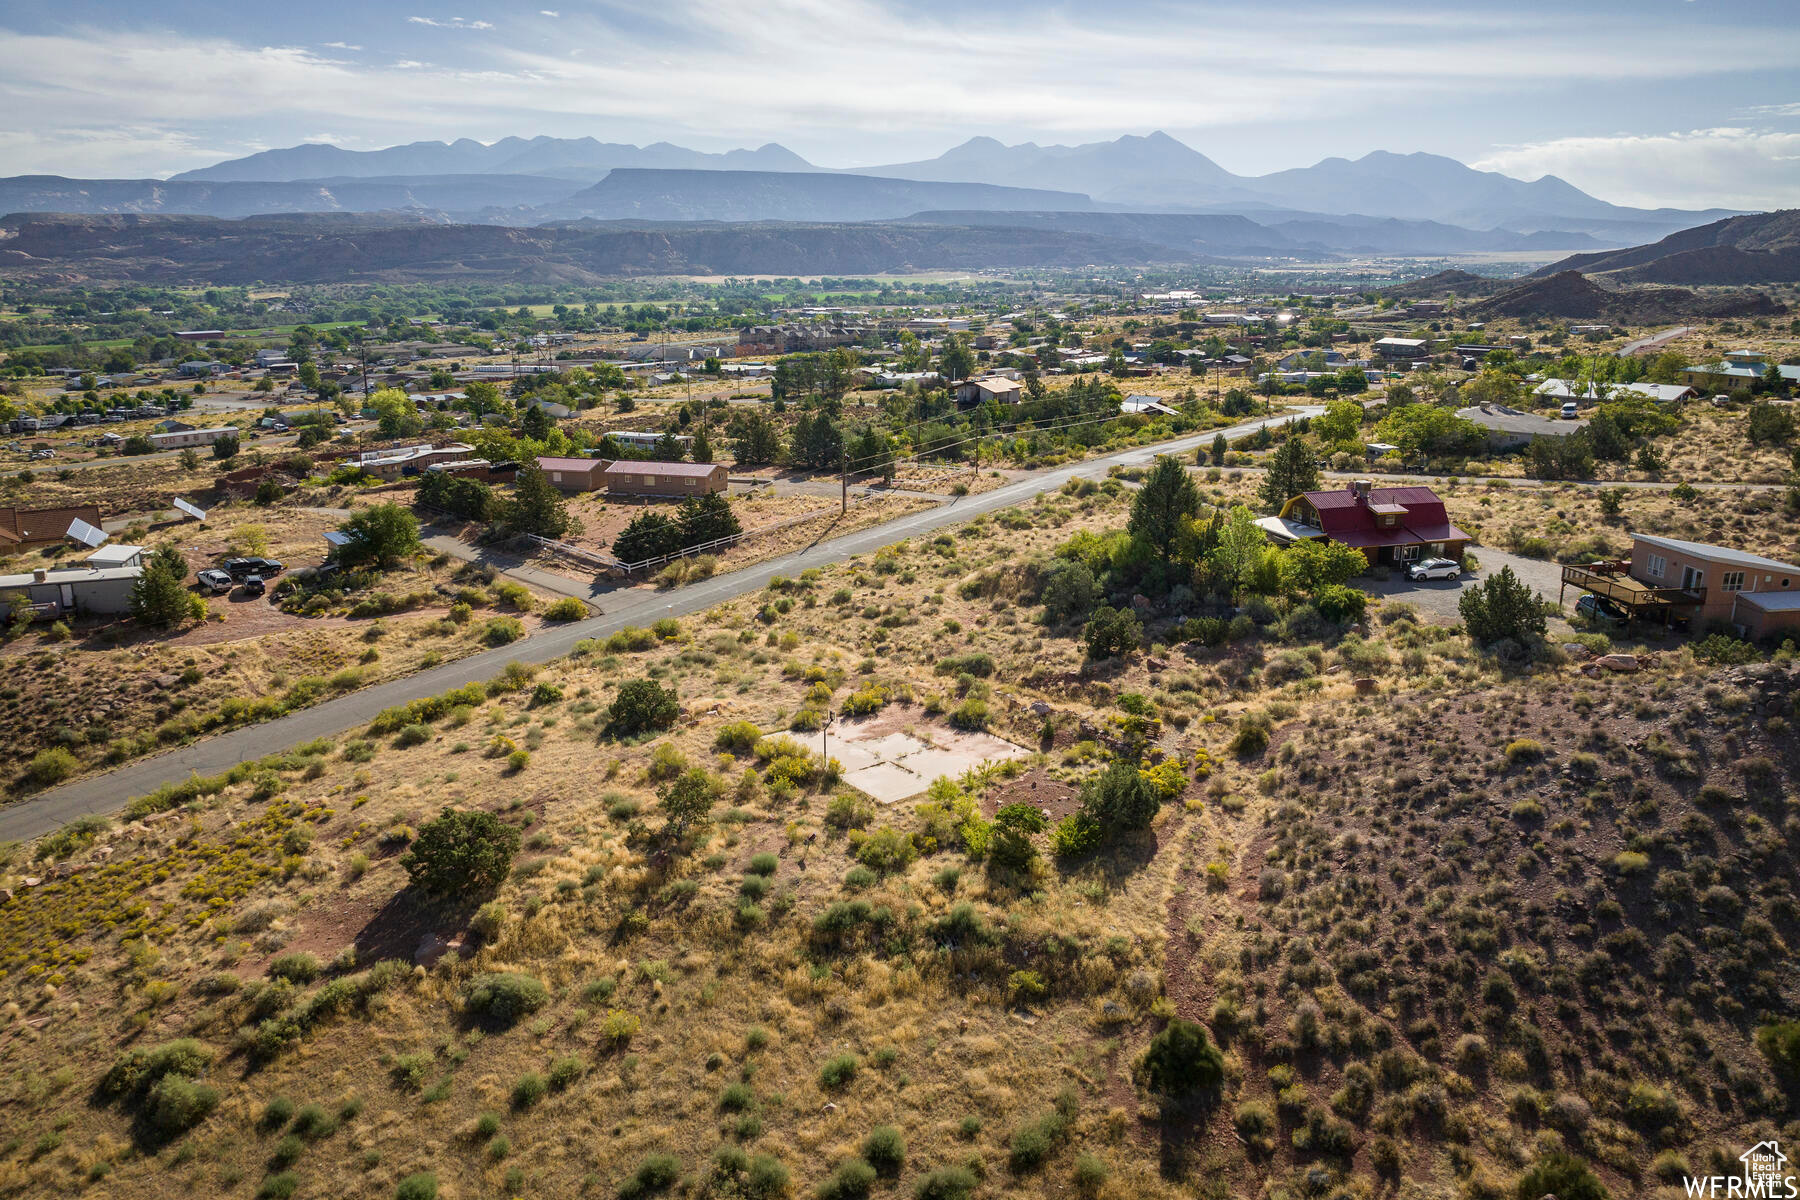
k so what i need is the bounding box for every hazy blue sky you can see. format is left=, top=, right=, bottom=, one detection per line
left=2, top=0, right=1796, bottom=208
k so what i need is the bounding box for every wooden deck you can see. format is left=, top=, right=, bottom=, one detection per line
left=1560, top=561, right=1705, bottom=616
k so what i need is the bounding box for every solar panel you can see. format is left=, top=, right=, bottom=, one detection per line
left=173, top=497, right=208, bottom=523
left=66, top=518, right=108, bottom=548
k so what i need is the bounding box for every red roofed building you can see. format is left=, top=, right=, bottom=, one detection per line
left=1262, top=480, right=1470, bottom=567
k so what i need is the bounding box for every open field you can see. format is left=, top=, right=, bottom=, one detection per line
left=0, top=473, right=1795, bottom=1200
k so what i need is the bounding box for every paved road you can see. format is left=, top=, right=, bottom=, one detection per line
left=0, top=408, right=1322, bottom=844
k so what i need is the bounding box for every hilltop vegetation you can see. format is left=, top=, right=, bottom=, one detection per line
left=1, top=471, right=1796, bottom=1200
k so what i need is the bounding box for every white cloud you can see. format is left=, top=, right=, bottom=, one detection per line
left=406, top=16, right=494, bottom=29
left=1474, top=128, right=1800, bottom=211
left=322, top=41, right=363, bottom=51
left=2, top=4, right=1799, bottom=192
left=539, top=9, right=559, bottom=16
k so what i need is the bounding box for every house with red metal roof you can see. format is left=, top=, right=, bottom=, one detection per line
left=1257, top=480, right=1471, bottom=567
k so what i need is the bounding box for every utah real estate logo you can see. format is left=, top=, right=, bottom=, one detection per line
left=1684, top=1141, right=1799, bottom=1198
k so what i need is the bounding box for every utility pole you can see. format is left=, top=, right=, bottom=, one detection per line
left=840, top=446, right=847, bottom=514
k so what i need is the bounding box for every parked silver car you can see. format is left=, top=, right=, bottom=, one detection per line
left=1405, top=557, right=1461, bottom=582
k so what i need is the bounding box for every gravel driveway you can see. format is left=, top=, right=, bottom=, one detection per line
left=1361, top=546, right=1567, bottom=624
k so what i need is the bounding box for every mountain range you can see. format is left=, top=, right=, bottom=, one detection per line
left=1534, top=209, right=1800, bottom=286
left=151, top=131, right=1738, bottom=241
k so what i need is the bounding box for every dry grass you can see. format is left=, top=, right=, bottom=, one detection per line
left=0, top=470, right=1795, bottom=1200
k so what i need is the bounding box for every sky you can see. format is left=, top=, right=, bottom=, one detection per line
left=1, top=0, right=1797, bottom=210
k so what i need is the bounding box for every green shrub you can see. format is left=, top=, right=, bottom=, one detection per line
left=291, top=1103, right=335, bottom=1139
left=609, top=678, right=679, bottom=735
left=948, top=697, right=989, bottom=730
left=618, top=1153, right=681, bottom=1199
left=144, top=1074, right=219, bottom=1137
left=1757, top=1020, right=1800, bottom=1079
left=101, top=1039, right=215, bottom=1100
left=1140, top=1018, right=1225, bottom=1097
left=815, top=1158, right=876, bottom=1200
left=1008, top=1109, right=1068, bottom=1172
left=1514, top=1151, right=1607, bottom=1200
left=268, top=952, right=321, bottom=984
left=464, top=972, right=549, bottom=1027
left=818, top=1053, right=859, bottom=1089
left=862, top=1126, right=905, bottom=1175
left=1072, top=1154, right=1110, bottom=1197
left=548, top=1055, right=586, bottom=1091
left=394, top=1173, right=439, bottom=1200
left=511, top=1072, right=547, bottom=1109
left=544, top=597, right=588, bottom=621
left=714, top=720, right=762, bottom=753
left=258, top=1174, right=300, bottom=1199
left=911, top=1167, right=977, bottom=1200
left=401, top=807, right=521, bottom=896
left=24, top=746, right=80, bottom=787
left=482, top=616, right=525, bottom=646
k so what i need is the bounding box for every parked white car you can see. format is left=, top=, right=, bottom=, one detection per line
left=1405, top=557, right=1461, bottom=581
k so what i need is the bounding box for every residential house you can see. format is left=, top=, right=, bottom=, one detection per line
left=1456, top=404, right=1587, bottom=450
left=345, top=442, right=475, bottom=481
left=954, top=377, right=1023, bottom=406
left=1532, top=379, right=1696, bottom=406
left=1277, top=349, right=1346, bottom=371
left=604, top=461, right=728, bottom=498
left=535, top=456, right=609, bottom=492
left=176, top=361, right=226, bottom=378
left=1120, top=395, right=1179, bottom=417
left=1681, top=349, right=1800, bottom=391
left=1255, top=481, right=1470, bottom=567
left=84, top=545, right=146, bottom=570
left=0, top=563, right=142, bottom=621
left=1373, top=338, right=1430, bottom=360
left=605, top=431, right=691, bottom=453
left=148, top=427, right=237, bottom=450
left=0, top=504, right=105, bottom=552
left=1561, top=534, right=1800, bottom=637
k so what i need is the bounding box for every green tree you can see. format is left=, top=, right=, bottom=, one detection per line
left=1207, top=505, right=1265, bottom=596
left=728, top=410, right=783, bottom=466
left=1459, top=565, right=1546, bottom=646
left=1281, top=538, right=1368, bottom=593
left=791, top=412, right=843, bottom=471
left=612, top=512, right=682, bottom=562
left=401, top=807, right=521, bottom=897
left=335, top=503, right=421, bottom=568
left=689, top=423, right=714, bottom=463
left=659, top=767, right=717, bottom=841
left=1208, top=433, right=1227, bottom=465
left=501, top=465, right=574, bottom=539
left=1139, top=1018, right=1225, bottom=1098
left=178, top=447, right=200, bottom=471
left=1311, top=399, right=1362, bottom=444
left=368, top=387, right=423, bottom=439
left=1257, top=435, right=1320, bottom=512
left=129, top=544, right=193, bottom=627
left=519, top=404, right=553, bottom=440
left=609, top=678, right=679, bottom=735
left=1128, top=456, right=1201, bottom=562
left=990, top=803, right=1048, bottom=871
left=677, top=492, right=740, bottom=546
left=1748, top=402, right=1796, bottom=447
left=939, top=335, right=976, bottom=382
left=211, top=431, right=240, bottom=460
left=1082, top=605, right=1141, bottom=661
left=1078, top=760, right=1160, bottom=833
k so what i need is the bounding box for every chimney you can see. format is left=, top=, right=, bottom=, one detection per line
left=32, top=569, right=47, bottom=583
left=1352, top=479, right=1372, bottom=503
